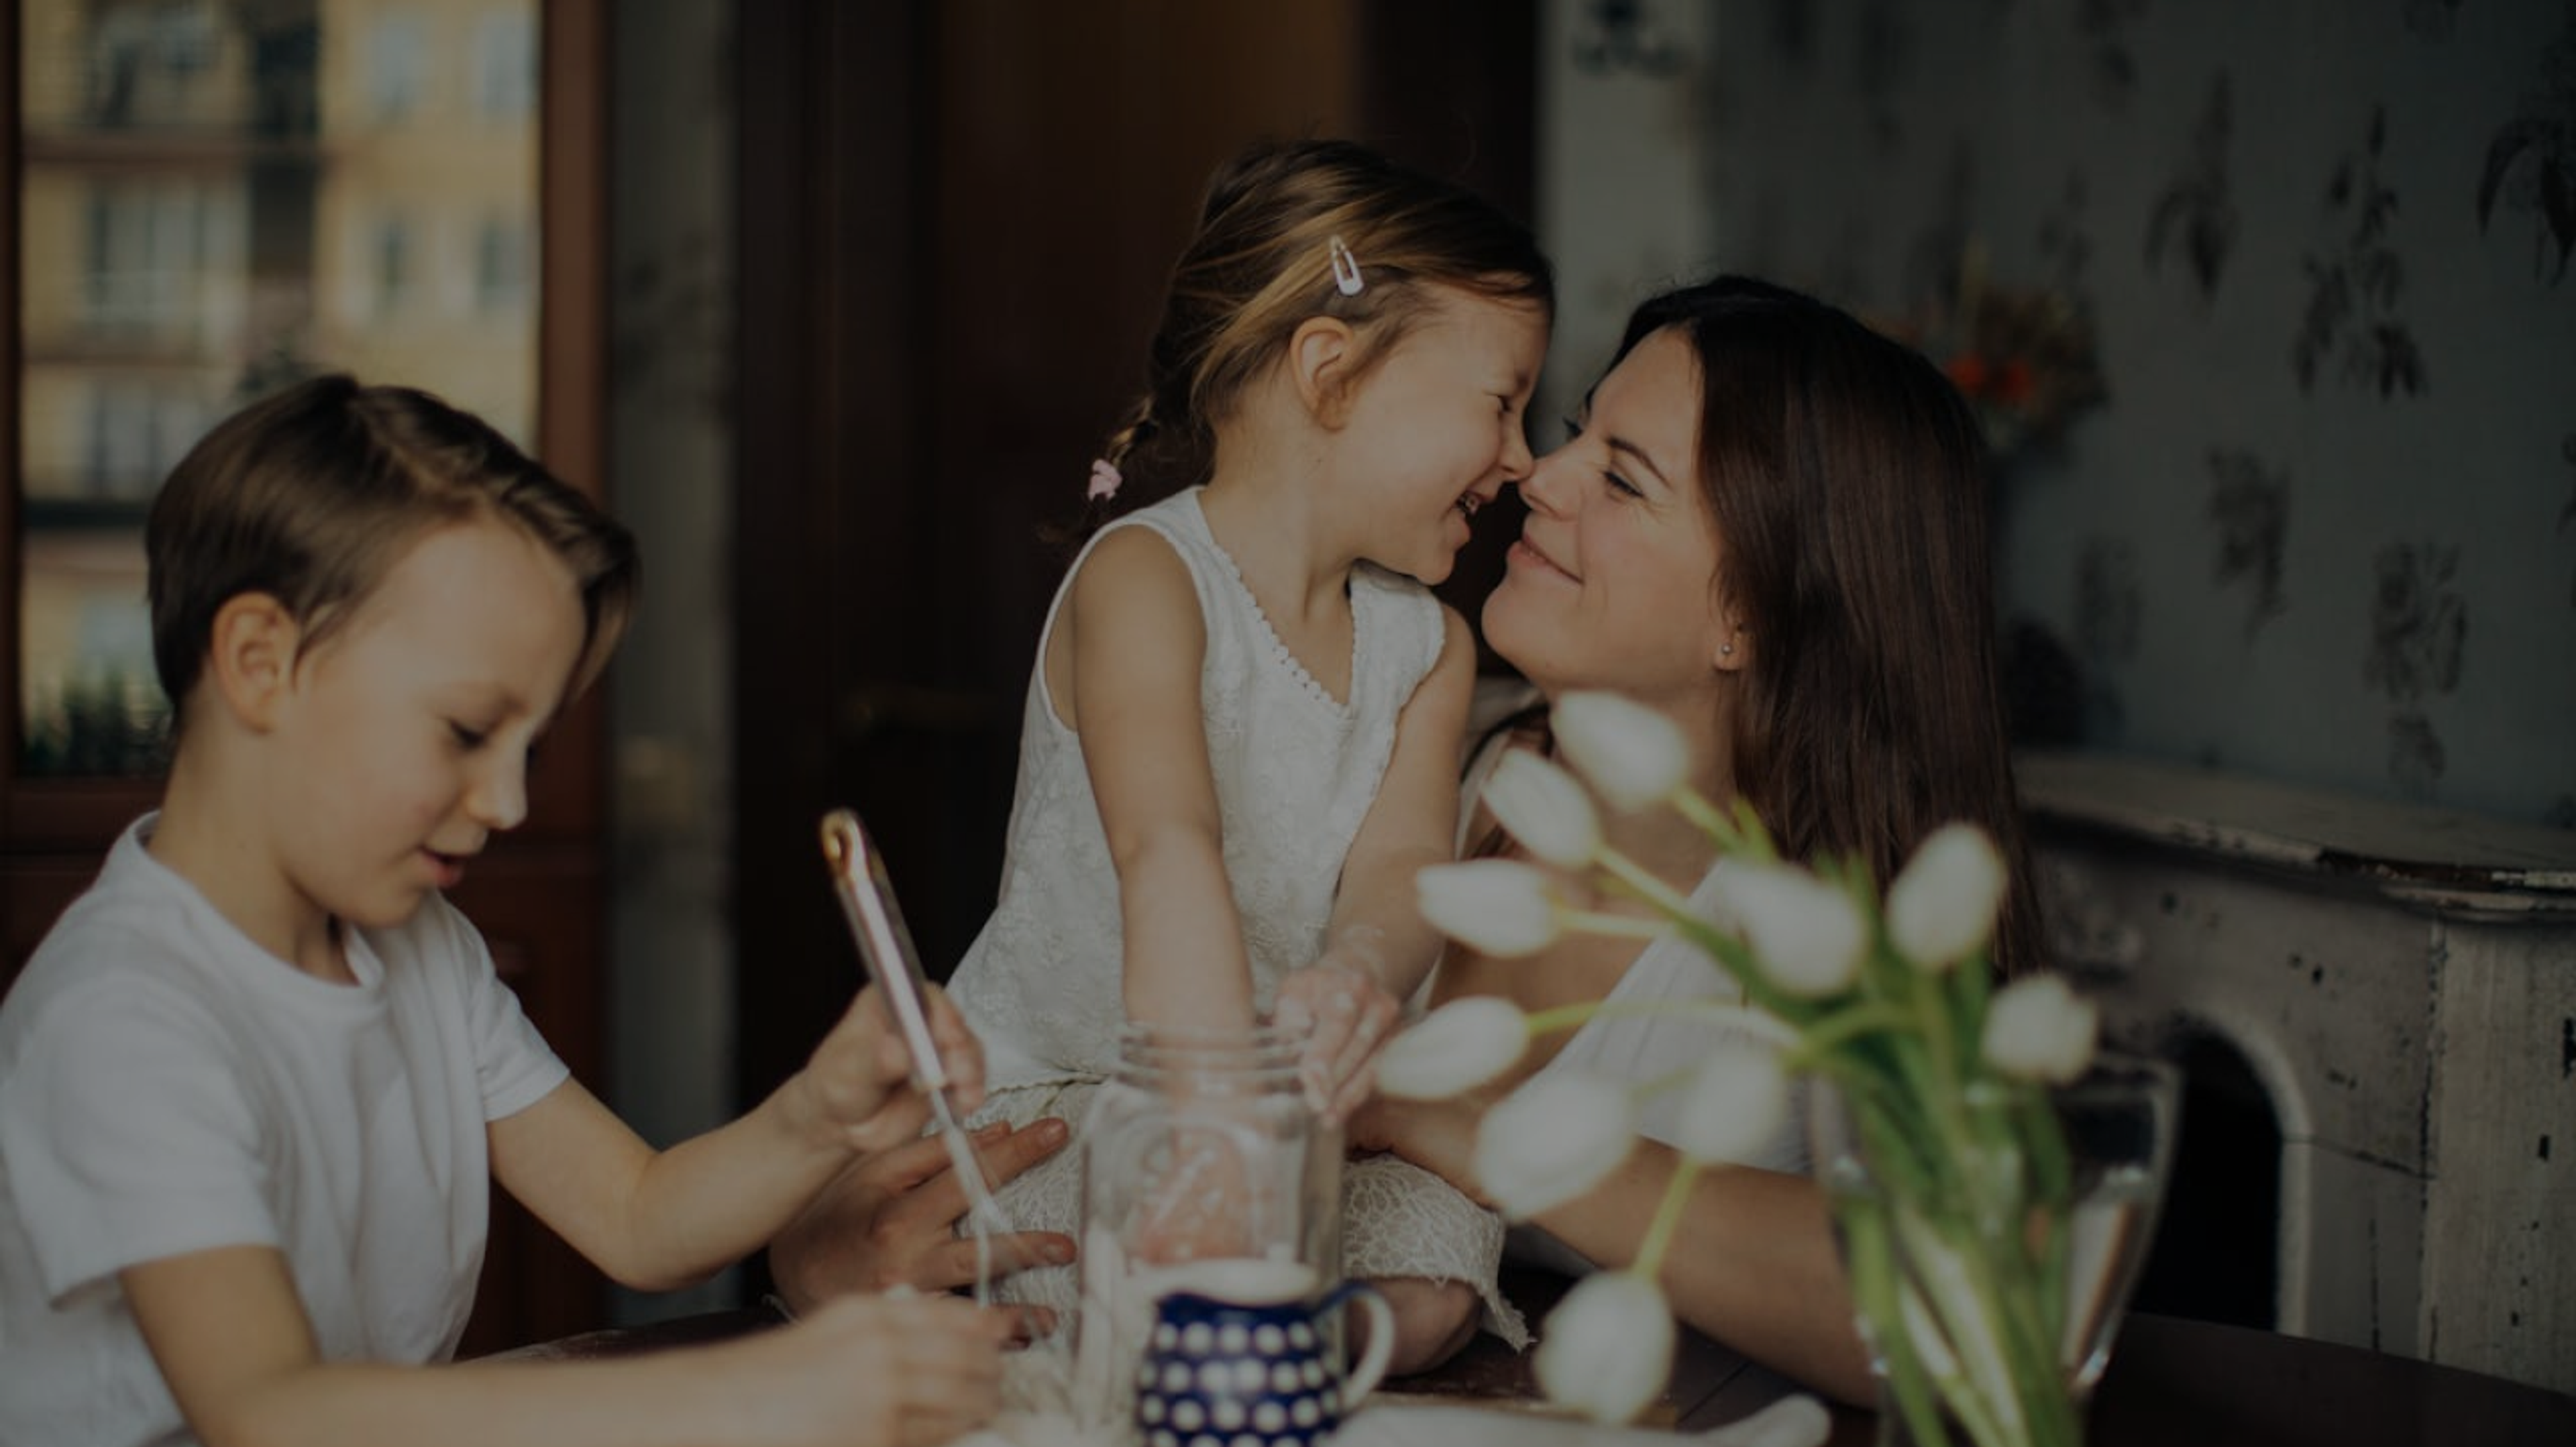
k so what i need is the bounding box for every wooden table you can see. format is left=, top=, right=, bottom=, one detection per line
left=489, top=1289, right=2576, bottom=1447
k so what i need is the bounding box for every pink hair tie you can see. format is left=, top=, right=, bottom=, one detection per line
left=1087, top=458, right=1122, bottom=502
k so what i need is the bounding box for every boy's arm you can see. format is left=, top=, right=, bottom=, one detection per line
left=491, top=985, right=971, bottom=1291
left=1278, top=606, right=1477, bottom=1120
left=1063, top=527, right=1258, bottom=1032
left=122, top=1244, right=1009, bottom=1447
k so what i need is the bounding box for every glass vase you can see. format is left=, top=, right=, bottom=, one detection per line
left=1809, top=1051, right=2180, bottom=1447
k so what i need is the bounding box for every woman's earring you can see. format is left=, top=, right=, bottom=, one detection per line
left=1720, top=641, right=1735, bottom=657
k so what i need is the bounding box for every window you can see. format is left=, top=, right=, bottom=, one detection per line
left=17, top=0, right=549, bottom=778
left=471, top=11, right=535, bottom=121
left=374, top=212, right=415, bottom=317
left=366, top=13, right=430, bottom=123
left=476, top=215, right=531, bottom=315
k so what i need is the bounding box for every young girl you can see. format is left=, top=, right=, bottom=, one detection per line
left=0, top=376, right=1013, bottom=1447
left=932, top=138, right=1550, bottom=1373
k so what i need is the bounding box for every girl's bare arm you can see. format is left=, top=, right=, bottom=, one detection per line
left=1061, top=527, right=1258, bottom=1032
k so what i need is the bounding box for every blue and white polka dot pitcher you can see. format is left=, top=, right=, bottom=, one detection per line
left=1132, top=1260, right=1396, bottom=1447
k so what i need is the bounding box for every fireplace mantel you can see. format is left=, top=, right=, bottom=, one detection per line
left=2016, top=750, right=2575, bottom=1397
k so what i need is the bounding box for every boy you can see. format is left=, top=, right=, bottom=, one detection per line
left=0, top=376, right=1010, bottom=1447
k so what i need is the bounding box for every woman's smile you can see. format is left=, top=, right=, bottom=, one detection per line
left=1505, top=533, right=1578, bottom=582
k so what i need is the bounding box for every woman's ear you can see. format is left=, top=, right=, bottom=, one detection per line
left=203, top=593, right=303, bottom=732
left=1288, top=315, right=1360, bottom=427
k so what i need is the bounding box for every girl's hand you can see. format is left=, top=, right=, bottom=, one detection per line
left=726, top=1291, right=1013, bottom=1447
left=1275, top=951, right=1402, bottom=1126
left=798, top=985, right=987, bottom=1155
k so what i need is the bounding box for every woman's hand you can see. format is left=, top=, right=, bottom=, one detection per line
left=1274, top=949, right=1403, bottom=1126
left=769, top=1116, right=1074, bottom=1333
left=725, top=1291, right=1014, bottom=1447
left=794, top=985, right=986, bottom=1156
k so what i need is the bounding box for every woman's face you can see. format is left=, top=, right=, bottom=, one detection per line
left=1481, top=325, right=1737, bottom=706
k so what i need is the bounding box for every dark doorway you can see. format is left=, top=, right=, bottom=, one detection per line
left=731, top=3, right=1537, bottom=1164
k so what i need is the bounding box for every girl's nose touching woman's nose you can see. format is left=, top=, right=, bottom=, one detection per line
left=1518, top=455, right=1571, bottom=513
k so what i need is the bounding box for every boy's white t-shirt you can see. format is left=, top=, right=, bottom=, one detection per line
left=0, top=815, right=569, bottom=1447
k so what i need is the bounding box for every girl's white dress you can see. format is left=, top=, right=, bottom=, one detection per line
left=945, top=488, right=1528, bottom=1346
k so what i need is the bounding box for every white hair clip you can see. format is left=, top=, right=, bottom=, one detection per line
left=1328, top=235, right=1366, bottom=297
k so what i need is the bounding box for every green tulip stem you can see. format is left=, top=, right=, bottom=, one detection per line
left=1631, top=1153, right=1701, bottom=1283
left=1523, top=996, right=1799, bottom=1048
left=1556, top=908, right=1680, bottom=941
left=1592, top=847, right=1701, bottom=920
left=1670, top=787, right=1772, bottom=861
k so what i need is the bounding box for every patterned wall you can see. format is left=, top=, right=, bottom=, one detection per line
left=1567, top=0, right=2575, bottom=826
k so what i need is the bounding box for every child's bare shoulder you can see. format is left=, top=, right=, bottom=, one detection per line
left=1069, top=522, right=1197, bottom=616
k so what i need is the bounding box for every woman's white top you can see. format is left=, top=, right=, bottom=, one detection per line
left=948, top=487, right=1447, bottom=1088
left=1454, top=696, right=1811, bottom=1272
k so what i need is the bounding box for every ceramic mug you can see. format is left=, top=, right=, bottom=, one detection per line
left=1132, top=1258, right=1395, bottom=1447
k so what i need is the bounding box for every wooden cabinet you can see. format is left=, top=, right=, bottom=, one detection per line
left=3, top=0, right=611, bottom=1354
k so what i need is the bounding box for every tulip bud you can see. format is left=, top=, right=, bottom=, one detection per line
left=1980, top=973, right=2099, bottom=1083
left=1550, top=691, right=1690, bottom=811
left=1534, top=1271, right=1675, bottom=1424
left=1376, top=997, right=1532, bottom=1100
left=1416, top=859, right=1564, bottom=957
left=1710, top=863, right=1868, bottom=998
left=1482, top=749, right=1603, bottom=869
left=1472, top=1072, right=1635, bottom=1219
left=1669, top=1047, right=1791, bottom=1165
left=1886, top=822, right=2008, bottom=972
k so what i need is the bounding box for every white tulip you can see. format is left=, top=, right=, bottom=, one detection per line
left=1669, top=1045, right=1792, bottom=1165
left=1482, top=749, right=1603, bottom=869
left=1550, top=691, right=1691, bottom=811
left=1375, top=997, right=1532, bottom=1100
left=1980, top=973, right=2099, bottom=1084
left=1886, top=822, right=2009, bottom=972
left=1534, top=1271, right=1676, bottom=1424
left=1710, top=863, right=1869, bottom=998
left=1415, top=859, right=1563, bottom=957
left=1472, top=1072, right=1636, bottom=1219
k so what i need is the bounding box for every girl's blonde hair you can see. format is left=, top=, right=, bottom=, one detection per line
left=1085, top=138, right=1553, bottom=528
left=147, top=374, right=639, bottom=731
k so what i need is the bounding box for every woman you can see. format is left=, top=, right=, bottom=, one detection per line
left=1352, top=273, right=2041, bottom=1403
left=773, top=274, right=2037, bottom=1402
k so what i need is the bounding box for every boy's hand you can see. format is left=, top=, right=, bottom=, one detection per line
left=1274, top=949, right=1401, bottom=1126
left=798, top=985, right=987, bottom=1155
left=728, top=1291, right=1012, bottom=1447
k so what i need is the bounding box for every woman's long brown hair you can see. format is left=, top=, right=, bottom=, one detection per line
left=1610, top=276, right=2043, bottom=977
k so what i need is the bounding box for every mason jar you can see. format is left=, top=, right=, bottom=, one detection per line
left=1070, top=1021, right=1341, bottom=1424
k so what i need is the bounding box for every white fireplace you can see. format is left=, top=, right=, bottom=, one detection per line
left=2017, top=752, right=2575, bottom=1397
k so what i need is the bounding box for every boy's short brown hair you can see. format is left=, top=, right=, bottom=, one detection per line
left=146, top=374, right=639, bottom=729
